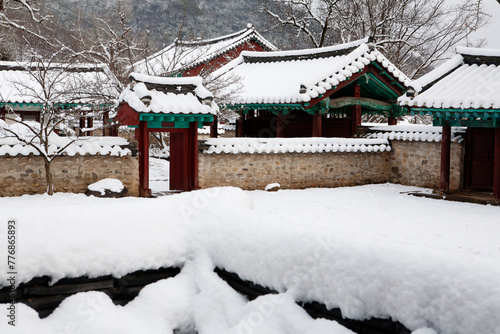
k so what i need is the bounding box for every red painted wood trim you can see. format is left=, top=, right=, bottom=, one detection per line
left=115, top=102, right=140, bottom=126
left=138, top=121, right=151, bottom=197
left=304, top=67, right=369, bottom=110
left=312, top=113, right=322, bottom=137
left=366, top=66, right=404, bottom=97
left=440, top=122, right=451, bottom=193
left=493, top=127, right=500, bottom=198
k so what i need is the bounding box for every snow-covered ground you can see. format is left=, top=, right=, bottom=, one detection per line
left=0, top=184, right=499, bottom=334
left=150, top=157, right=170, bottom=192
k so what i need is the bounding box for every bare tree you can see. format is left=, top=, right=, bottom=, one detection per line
left=260, top=0, right=487, bottom=77
left=0, top=53, right=118, bottom=195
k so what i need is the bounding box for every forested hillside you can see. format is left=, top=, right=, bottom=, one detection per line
left=41, top=0, right=275, bottom=50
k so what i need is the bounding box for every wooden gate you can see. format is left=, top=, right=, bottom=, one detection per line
left=465, top=128, right=495, bottom=191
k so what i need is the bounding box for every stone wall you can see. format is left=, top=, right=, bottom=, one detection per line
left=198, top=139, right=466, bottom=191
left=0, top=155, right=139, bottom=197
left=198, top=151, right=391, bottom=190
left=389, top=141, right=464, bottom=192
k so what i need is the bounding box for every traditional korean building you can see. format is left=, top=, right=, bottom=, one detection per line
left=115, top=73, right=218, bottom=196
left=214, top=38, right=413, bottom=138
left=132, top=24, right=277, bottom=77
left=399, top=46, right=500, bottom=198
left=0, top=61, right=119, bottom=135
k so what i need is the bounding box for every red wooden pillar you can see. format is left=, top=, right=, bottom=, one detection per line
left=388, top=115, right=397, bottom=125
left=493, top=127, right=500, bottom=199
left=87, top=115, right=94, bottom=136
left=440, top=122, right=451, bottom=193
left=312, top=113, right=322, bottom=137
left=138, top=121, right=151, bottom=197
left=210, top=115, right=218, bottom=138
left=188, top=122, right=199, bottom=190
left=103, top=111, right=109, bottom=136
left=236, top=115, right=245, bottom=137
left=276, top=114, right=285, bottom=138
left=352, top=84, right=362, bottom=136
left=79, top=112, right=86, bottom=136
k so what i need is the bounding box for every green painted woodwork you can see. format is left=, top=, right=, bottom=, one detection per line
left=138, top=113, right=213, bottom=129
left=411, top=108, right=500, bottom=128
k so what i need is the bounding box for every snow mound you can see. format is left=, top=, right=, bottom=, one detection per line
left=88, top=178, right=125, bottom=195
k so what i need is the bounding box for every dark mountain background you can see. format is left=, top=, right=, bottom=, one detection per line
left=40, top=0, right=283, bottom=51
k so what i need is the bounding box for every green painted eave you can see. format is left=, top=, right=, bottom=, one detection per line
left=410, top=108, right=500, bottom=128
left=227, top=103, right=306, bottom=116
left=138, top=113, right=214, bottom=129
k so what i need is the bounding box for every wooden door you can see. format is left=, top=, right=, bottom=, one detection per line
left=466, top=128, right=495, bottom=191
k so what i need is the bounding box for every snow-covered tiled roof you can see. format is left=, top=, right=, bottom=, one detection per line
left=365, top=125, right=465, bottom=143
left=202, top=137, right=391, bottom=154
left=132, top=24, right=277, bottom=76
left=119, top=73, right=218, bottom=115
left=0, top=136, right=132, bottom=157
left=215, top=39, right=413, bottom=105
left=398, top=47, right=500, bottom=109
left=0, top=61, right=119, bottom=105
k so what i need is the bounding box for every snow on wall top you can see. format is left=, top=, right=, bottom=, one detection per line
left=365, top=124, right=465, bottom=143
left=216, top=41, right=413, bottom=105
left=0, top=136, right=132, bottom=157
left=398, top=46, right=500, bottom=109
left=202, top=137, right=391, bottom=154
left=0, top=61, right=119, bottom=105
left=119, top=73, right=218, bottom=115
left=132, top=25, right=277, bottom=76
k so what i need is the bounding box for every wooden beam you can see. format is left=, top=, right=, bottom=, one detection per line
left=276, top=114, right=285, bottom=138
left=236, top=116, right=245, bottom=137
left=138, top=121, right=151, bottom=197
left=312, top=113, right=322, bottom=137
left=329, top=96, right=393, bottom=112
left=304, top=67, right=368, bottom=110
left=494, top=127, right=500, bottom=199
left=440, top=122, right=451, bottom=193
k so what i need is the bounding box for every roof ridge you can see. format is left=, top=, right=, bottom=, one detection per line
left=176, top=27, right=252, bottom=47
left=241, top=38, right=369, bottom=63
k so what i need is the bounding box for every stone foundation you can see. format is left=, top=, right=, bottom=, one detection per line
left=389, top=141, right=464, bottom=192
left=0, top=155, right=139, bottom=197
left=198, top=139, right=465, bottom=191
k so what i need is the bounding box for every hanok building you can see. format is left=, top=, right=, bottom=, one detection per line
left=399, top=47, right=500, bottom=198
left=0, top=61, right=119, bottom=135
left=132, top=24, right=277, bottom=77
left=115, top=73, right=218, bottom=196
left=215, top=38, right=413, bottom=139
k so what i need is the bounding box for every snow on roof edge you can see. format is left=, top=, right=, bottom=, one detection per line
left=456, top=46, right=500, bottom=58
left=130, top=72, right=203, bottom=87
left=240, top=37, right=369, bottom=59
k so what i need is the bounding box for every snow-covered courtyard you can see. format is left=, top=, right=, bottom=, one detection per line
left=1, top=181, right=499, bottom=334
